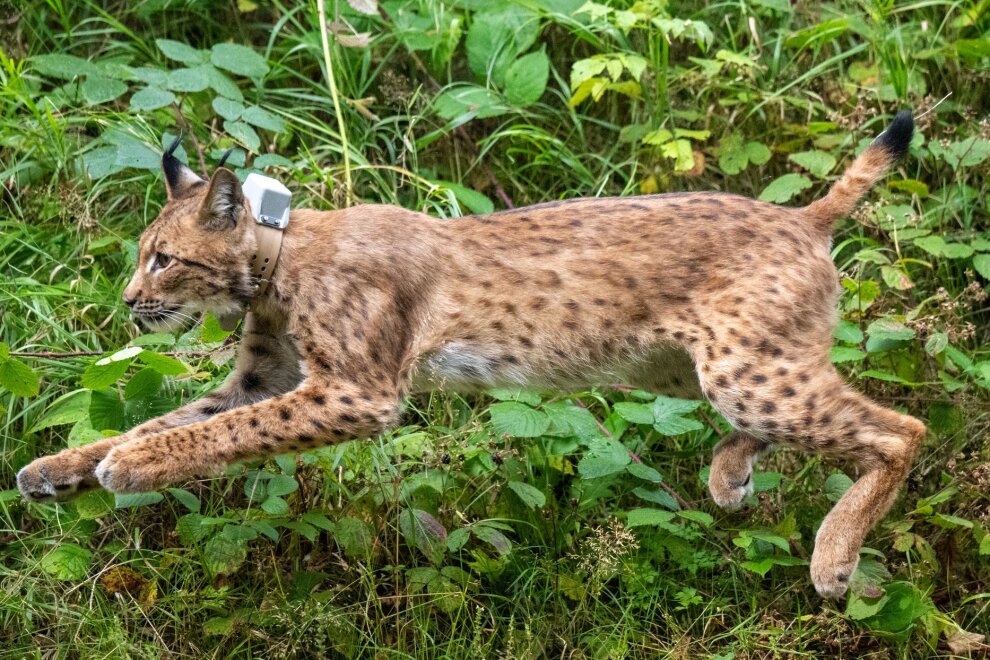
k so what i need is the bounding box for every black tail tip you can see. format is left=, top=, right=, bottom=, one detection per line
left=873, top=109, right=914, bottom=161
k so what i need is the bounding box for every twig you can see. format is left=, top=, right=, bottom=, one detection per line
left=376, top=7, right=514, bottom=209
left=173, top=104, right=207, bottom=177
left=660, top=482, right=692, bottom=510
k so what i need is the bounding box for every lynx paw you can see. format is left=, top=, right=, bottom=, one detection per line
left=810, top=544, right=859, bottom=599
left=17, top=452, right=100, bottom=502
left=709, top=469, right=754, bottom=511
left=95, top=448, right=161, bottom=494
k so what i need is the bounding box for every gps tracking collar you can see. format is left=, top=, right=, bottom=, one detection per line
left=218, top=173, right=292, bottom=331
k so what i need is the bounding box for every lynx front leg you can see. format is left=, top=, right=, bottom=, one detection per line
left=709, top=432, right=769, bottom=511
left=17, top=319, right=300, bottom=502
left=95, top=379, right=400, bottom=494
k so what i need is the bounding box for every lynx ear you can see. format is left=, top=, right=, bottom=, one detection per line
left=198, top=168, right=244, bottom=230
left=162, top=135, right=205, bottom=199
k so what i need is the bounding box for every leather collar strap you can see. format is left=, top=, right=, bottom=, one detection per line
left=217, top=221, right=285, bottom=331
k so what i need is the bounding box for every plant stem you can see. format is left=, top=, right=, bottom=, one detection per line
left=316, top=0, right=354, bottom=206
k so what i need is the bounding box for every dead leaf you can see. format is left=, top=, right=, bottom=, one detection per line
left=346, top=0, right=377, bottom=15
left=100, top=565, right=147, bottom=596
left=946, top=628, right=989, bottom=655
left=327, top=21, right=371, bottom=48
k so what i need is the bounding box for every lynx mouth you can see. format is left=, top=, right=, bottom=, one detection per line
left=132, top=305, right=195, bottom=331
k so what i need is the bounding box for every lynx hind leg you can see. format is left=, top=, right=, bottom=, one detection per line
left=709, top=432, right=769, bottom=511
left=699, top=349, right=925, bottom=597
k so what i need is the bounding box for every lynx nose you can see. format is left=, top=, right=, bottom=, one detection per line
left=122, top=291, right=138, bottom=307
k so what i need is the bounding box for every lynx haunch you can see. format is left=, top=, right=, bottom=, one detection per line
left=18, top=111, right=924, bottom=598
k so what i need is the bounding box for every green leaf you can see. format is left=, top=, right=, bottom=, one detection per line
left=89, top=389, right=124, bottom=431
left=223, top=119, right=261, bottom=153
left=136, top=351, right=187, bottom=375
left=788, top=150, right=836, bottom=178
left=211, top=43, right=270, bottom=78
left=507, top=480, right=546, bottom=508
left=0, top=357, right=40, bottom=397
left=115, top=492, right=164, bottom=508
left=81, top=76, right=129, bottom=106
left=75, top=490, right=115, bottom=519
left=124, top=368, right=163, bottom=401
left=261, top=495, right=290, bottom=515
left=334, top=517, right=373, bottom=558
left=914, top=235, right=975, bottom=259
left=166, top=66, right=211, bottom=93
left=176, top=513, right=211, bottom=545
left=542, top=402, right=602, bottom=441
left=155, top=39, right=206, bottom=65
left=632, top=486, right=680, bottom=510
left=614, top=402, right=654, bottom=424
left=626, top=508, right=676, bottom=527
left=167, top=487, right=201, bottom=513
left=31, top=54, right=100, bottom=79
left=866, top=318, right=915, bottom=342
left=825, top=472, right=853, bottom=502
left=241, top=106, right=285, bottom=132
left=39, top=543, right=93, bottom=580
left=473, top=524, right=512, bottom=555
left=435, top=180, right=495, bottom=215
left=504, top=50, right=549, bottom=107
left=972, top=254, right=990, bottom=279
left=30, top=390, right=92, bottom=432
left=435, top=85, right=510, bottom=120
left=82, top=356, right=133, bottom=390
left=207, top=66, right=244, bottom=101
left=925, top=332, right=949, bottom=356
left=489, top=401, right=550, bottom=437
left=265, top=474, right=299, bottom=497
left=211, top=96, right=245, bottom=121
left=129, top=87, right=175, bottom=111
left=254, top=154, right=293, bottom=169
left=751, top=471, right=782, bottom=493
left=830, top=346, right=866, bottom=363
left=399, top=508, right=447, bottom=564
left=652, top=396, right=703, bottom=435
left=626, top=462, right=662, bottom=483
left=759, top=173, right=813, bottom=203
left=578, top=437, right=630, bottom=478
left=677, top=510, right=714, bottom=527
left=745, top=141, right=772, bottom=165
left=203, top=535, right=248, bottom=575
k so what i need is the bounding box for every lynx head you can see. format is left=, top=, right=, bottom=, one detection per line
left=122, top=138, right=257, bottom=331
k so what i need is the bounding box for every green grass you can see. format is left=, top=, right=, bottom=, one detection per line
left=1, top=0, right=989, bottom=657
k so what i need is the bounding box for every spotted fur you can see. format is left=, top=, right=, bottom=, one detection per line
left=18, top=111, right=924, bottom=598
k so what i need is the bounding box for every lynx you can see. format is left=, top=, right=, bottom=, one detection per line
left=18, top=111, right=924, bottom=598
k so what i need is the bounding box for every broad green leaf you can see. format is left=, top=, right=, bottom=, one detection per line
left=30, top=390, right=92, bottom=432
left=507, top=480, right=546, bottom=508
left=0, top=357, right=40, bottom=397
left=81, top=76, right=129, bottom=106
left=261, top=495, right=289, bottom=515
left=136, top=351, right=187, bottom=375
left=211, top=43, right=269, bottom=78
left=265, top=474, right=299, bottom=497
left=834, top=320, right=864, bottom=344
left=129, top=87, right=175, bottom=111
left=677, top=510, right=714, bottom=527
left=543, top=402, right=601, bottom=441
left=825, top=472, right=853, bottom=501
left=913, top=235, right=975, bottom=259
left=167, top=487, right=201, bottom=513
left=211, top=96, right=245, bottom=121
left=578, top=437, right=630, bottom=478
left=759, top=173, right=813, bottom=203
left=473, top=524, right=512, bottom=555
left=504, top=50, right=549, bottom=107
left=613, top=402, right=653, bottom=424
left=334, top=517, right=373, bottom=558
left=166, top=66, right=211, bottom=93
left=925, top=332, right=949, bottom=356
left=203, top=535, right=248, bottom=575
left=223, top=119, right=261, bottom=152
left=652, top=396, right=703, bottom=435
left=633, top=486, right=680, bottom=510
left=176, top=513, right=211, bottom=545
left=115, top=492, right=165, bottom=508
left=241, top=106, right=285, bottom=132
left=435, top=85, right=510, bottom=120
left=830, top=346, right=866, bottom=363
left=626, top=508, right=676, bottom=527
left=788, top=150, right=836, bottom=177
left=75, top=490, right=115, bottom=519
left=626, top=462, right=662, bottom=483
left=82, top=357, right=132, bottom=390
left=31, top=54, right=100, bottom=79
left=866, top=318, right=915, bottom=342
left=436, top=180, right=495, bottom=216
left=39, top=544, right=93, bottom=580
left=399, top=508, right=447, bottom=564
left=155, top=39, right=206, bottom=65
left=973, top=254, right=990, bottom=279
left=489, top=401, right=550, bottom=437
left=124, top=368, right=163, bottom=400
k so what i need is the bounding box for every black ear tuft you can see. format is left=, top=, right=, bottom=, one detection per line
left=162, top=134, right=206, bottom=199
left=199, top=168, right=243, bottom=231
left=873, top=110, right=914, bottom=161
left=217, top=148, right=235, bottom=169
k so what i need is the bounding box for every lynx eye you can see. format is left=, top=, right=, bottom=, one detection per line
left=152, top=252, right=173, bottom=271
